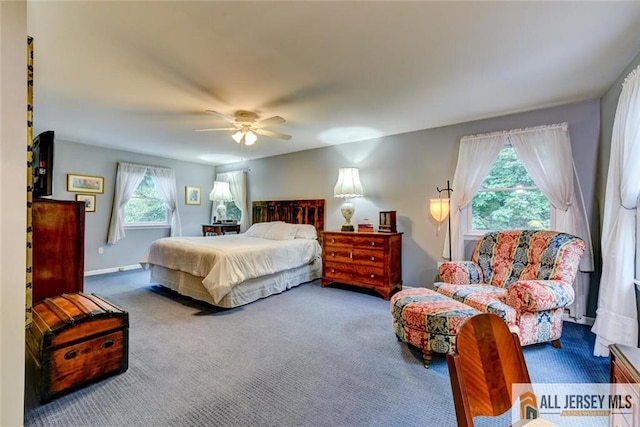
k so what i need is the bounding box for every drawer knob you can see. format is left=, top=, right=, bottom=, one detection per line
left=64, top=349, right=78, bottom=360
left=102, top=339, right=115, bottom=349
left=370, top=274, right=375, bottom=278
left=370, top=242, right=375, bottom=246
left=370, top=256, right=375, bottom=261
left=331, top=239, right=335, bottom=243
left=331, top=252, right=335, bottom=257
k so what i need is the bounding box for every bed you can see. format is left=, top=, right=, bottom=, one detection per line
left=140, top=199, right=325, bottom=308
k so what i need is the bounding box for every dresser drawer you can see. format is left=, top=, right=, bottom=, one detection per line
left=323, top=247, right=352, bottom=263
left=324, top=233, right=387, bottom=249
left=351, top=248, right=384, bottom=266
left=324, top=261, right=384, bottom=281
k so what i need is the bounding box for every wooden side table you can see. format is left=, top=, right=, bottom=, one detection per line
left=202, top=223, right=240, bottom=236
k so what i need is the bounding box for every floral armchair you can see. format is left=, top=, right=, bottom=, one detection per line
left=433, top=230, right=585, bottom=347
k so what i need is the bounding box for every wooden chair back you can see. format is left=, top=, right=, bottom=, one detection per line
left=447, top=313, right=533, bottom=427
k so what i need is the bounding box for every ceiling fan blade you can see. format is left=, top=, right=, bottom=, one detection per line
left=257, top=116, right=285, bottom=127
left=205, top=110, right=236, bottom=123
left=255, top=128, right=292, bottom=140
left=194, top=127, right=237, bottom=132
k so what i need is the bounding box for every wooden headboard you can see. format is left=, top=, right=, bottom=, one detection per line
left=252, top=199, right=325, bottom=239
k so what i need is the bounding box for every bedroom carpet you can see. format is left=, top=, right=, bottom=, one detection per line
left=24, top=269, right=609, bottom=427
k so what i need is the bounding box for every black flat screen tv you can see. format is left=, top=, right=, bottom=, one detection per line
left=32, top=130, right=54, bottom=198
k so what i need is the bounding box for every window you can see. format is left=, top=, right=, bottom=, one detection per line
left=469, top=145, right=551, bottom=233
left=225, top=201, right=242, bottom=221
left=124, top=173, right=169, bottom=226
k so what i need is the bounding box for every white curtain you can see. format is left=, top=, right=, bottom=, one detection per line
left=214, top=170, right=250, bottom=232
left=147, top=166, right=182, bottom=237
left=592, top=65, right=640, bottom=356
left=107, top=162, right=147, bottom=244
left=510, top=123, right=595, bottom=319
left=510, top=124, right=592, bottom=263
left=445, top=132, right=506, bottom=260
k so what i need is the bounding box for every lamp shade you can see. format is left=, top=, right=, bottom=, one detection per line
left=429, top=197, right=450, bottom=222
left=209, top=181, right=233, bottom=202
left=333, top=167, right=364, bottom=198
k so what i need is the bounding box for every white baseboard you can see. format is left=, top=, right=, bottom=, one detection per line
left=84, top=264, right=143, bottom=277
left=563, top=312, right=595, bottom=326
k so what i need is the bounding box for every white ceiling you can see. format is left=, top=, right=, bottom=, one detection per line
left=27, top=1, right=640, bottom=165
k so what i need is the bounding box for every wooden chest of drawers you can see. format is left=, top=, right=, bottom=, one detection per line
left=322, top=231, right=402, bottom=299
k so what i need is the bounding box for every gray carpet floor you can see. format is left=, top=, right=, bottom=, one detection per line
left=24, top=270, right=609, bottom=427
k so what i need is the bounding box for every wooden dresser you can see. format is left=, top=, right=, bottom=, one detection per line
left=32, top=198, right=85, bottom=303
left=610, top=344, right=640, bottom=427
left=322, top=231, right=402, bottom=299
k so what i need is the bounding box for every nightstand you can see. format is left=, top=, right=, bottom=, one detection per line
left=202, top=223, right=240, bottom=236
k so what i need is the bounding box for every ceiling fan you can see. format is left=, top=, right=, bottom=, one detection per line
left=195, top=110, right=292, bottom=145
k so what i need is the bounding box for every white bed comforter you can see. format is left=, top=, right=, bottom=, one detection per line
left=140, top=235, right=321, bottom=303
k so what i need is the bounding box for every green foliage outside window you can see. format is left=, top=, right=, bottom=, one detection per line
left=225, top=201, right=242, bottom=221
left=471, top=147, right=550, bottom=231
left=124, top=174, right=168, bottom=224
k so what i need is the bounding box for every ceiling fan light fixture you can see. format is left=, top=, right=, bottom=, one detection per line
left=232, top=130, right=244, bottom=143
left=245, top=130, right=257, bottom=146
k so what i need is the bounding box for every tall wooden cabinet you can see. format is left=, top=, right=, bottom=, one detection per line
left=32, top=198, right=85, bottom=303
left=322, top=231, right=402, bottom=299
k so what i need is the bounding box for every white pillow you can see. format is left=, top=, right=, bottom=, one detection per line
left=295, top=224, right=317, bottom=240
left=263, top=222, right=298, bottom=240
left=244, top=221, right=283, bottom=238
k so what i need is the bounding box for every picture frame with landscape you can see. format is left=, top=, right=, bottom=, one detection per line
left=67, top=173, right=104, bottom=194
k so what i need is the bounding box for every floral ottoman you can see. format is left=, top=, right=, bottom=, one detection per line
left=390, top=287, right=479, bottom=368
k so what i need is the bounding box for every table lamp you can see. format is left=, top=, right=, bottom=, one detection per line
left=209, top=181, right=233, bottom=222
left=334, top=167, right=364, bottom=232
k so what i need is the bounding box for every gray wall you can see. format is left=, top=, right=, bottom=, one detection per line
left=54, top=100, right=601, bottom=315
left=51, top=140, right=216, bottom=272
left=218, top=99, right=601, bottom=316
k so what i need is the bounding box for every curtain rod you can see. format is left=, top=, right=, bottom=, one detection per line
left=461, top=122, right=568, bottom=141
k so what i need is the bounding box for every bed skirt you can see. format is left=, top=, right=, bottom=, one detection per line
left=148, top=260, right=321, bottom=308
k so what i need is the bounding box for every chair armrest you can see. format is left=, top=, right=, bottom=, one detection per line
left=506, top=280, right=575, bottom=312
left=438, top=261, right=483, bottom=284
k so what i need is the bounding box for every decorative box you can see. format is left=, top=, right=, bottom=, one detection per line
left=379, top=211, right=397, bottom=233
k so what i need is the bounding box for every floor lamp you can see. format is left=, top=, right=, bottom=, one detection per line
left=430, top=180, right=453, bottom=260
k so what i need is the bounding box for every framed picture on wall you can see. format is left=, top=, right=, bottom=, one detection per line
left=75, top=194, right=96, bottom=212
left=67, top=173, right=104, bottom=193
left=185, top=186, right=201, bottom=205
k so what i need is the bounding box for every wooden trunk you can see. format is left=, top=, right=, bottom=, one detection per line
left=26, top=293, right=129, bottom=403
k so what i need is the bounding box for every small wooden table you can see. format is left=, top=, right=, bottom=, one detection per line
left=202, top=223, right=240, bottom=236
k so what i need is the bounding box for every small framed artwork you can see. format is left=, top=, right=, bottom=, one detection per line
left=76, top=194, right=96, bottom=212
left=185, top=186, right=201, bottom=205
left=379, top=210, right=397, bottom=233
left=67, top=173, right=104, bottom=194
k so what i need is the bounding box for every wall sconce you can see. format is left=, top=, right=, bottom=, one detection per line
left=333, top=167, right=364, bottom=232
left=430, top=180, right=453, bottom=259
left=209, top=181, right=233, bottom=222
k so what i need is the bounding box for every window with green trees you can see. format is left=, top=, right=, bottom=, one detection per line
left=124, top=174, right=169, bottom=225
left=470, top=146, right=550, bottom=232
left=225, top=201, right=242, bottom=221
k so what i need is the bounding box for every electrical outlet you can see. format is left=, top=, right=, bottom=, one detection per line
left=98, top=247, right=104, bottom=255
